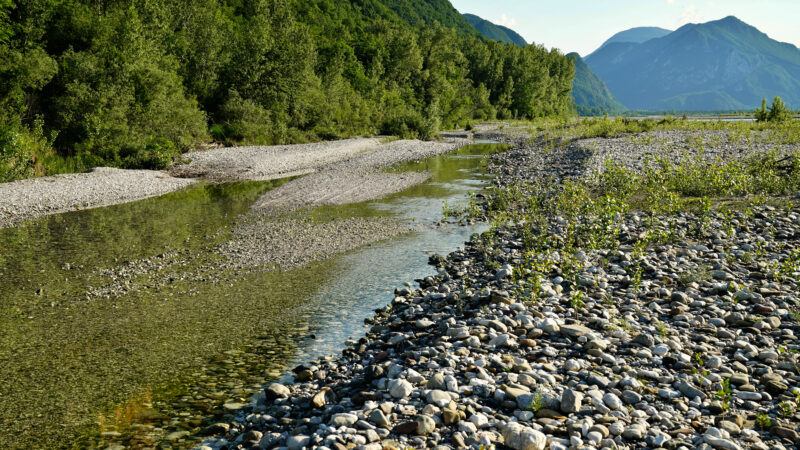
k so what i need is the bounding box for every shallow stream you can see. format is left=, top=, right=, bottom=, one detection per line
left=0, top=143, right=506, bottom=448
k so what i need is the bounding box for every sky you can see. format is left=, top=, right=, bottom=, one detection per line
left=450, top=0, right=800, bottom=56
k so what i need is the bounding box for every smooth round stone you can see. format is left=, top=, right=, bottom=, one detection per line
left=652, top=344, right=670, bottom=356
left=603, top=393, right=623, bottom=410
left=564, top=359, right=581, bottom=372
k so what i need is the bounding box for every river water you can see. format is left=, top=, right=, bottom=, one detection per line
left=0, top=143, right=505, bottom=448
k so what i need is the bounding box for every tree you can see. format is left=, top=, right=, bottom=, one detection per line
left=756, top=96, right=792, bottom=123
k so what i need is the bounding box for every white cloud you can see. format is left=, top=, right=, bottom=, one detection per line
left=497, top=13, right=517, bottom=28
left=680, top=5, right=700, bottom=24
left=666, top=0, right=675, bottom=4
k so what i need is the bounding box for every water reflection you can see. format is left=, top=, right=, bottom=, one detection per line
left=0, top=144, right=507, bottom=449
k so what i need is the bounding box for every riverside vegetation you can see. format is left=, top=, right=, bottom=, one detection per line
left=196, top=118, right=800, bottom=450
left=0, top=0, right=574, bottom=182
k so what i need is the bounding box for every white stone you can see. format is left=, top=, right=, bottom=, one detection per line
left=540, top=318, right=560, bottom=334
left=458, top=421, right=477, bottom=434
left=388, top=379, right=413, bottom=399
left=652, top=344, right=670, bottom=356
left=603, top=392, right=623, bottom=410
left=469, top=413, right=489, bottom=428
left=329, top=413, right=358, bottom=427
left=501, top=422, right=547, bottom=450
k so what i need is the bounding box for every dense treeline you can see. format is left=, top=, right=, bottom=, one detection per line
left=0, top=0, right=574, bottom=181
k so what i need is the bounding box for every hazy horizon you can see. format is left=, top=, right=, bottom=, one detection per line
left=450, top=0, right=800, bottom=56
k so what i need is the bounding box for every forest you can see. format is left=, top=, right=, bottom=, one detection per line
left=0, top=0, right=575, bottom=181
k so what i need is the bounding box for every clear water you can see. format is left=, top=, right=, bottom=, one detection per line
left=0, top=143, right=506, bottom=449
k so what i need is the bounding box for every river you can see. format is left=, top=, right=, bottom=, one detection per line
left=0, top=142, right=505, bottom=448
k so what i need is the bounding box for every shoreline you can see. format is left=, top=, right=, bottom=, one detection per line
left=0, top=137, right=466, bottom=229
left=196, top=128, right=800, bottom=450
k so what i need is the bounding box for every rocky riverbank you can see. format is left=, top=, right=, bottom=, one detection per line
left=196, top=129, right=800, bottom=450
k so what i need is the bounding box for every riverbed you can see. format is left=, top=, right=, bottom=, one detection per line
left=0, top=143, right=506, bottom=448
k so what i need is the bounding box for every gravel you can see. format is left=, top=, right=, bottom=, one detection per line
left=252, top=139, right=462, bottom=211
left=194, top=128, right=800, bottom=450
left=0, top=167, right=196, bottom=228
left=219, top=216, right=412, bottom=270
left=169, top=138, right=384, bottom=181
left=0, top=137, right=462, bottom=228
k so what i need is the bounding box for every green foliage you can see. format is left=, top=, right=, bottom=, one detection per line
left=0, top=0, right=11, bottom=44
left=215, top=90, right=283, bottom=145
left=568, top=53, right=627, bottom=114
left=0, top=116, right=57, bottom=182
left=0, top=0, right=575, bottom=179
left=715, top=378, right=732, bottom=412
left=756, top=413, right=772, bottom=430
left=463, top=13, right=526, bottom=47
left=756, top=97, right=793, bottom=123
left=0, top=122, right=34, bottom=182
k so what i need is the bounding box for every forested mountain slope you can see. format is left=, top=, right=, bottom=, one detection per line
left=0, top=0, right=574, bottom=181
left=463, top=13, right=527, bottom=46
left=567, top=53, right=627, bottom=114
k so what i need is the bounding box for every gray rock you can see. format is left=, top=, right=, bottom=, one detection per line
left=703, top=435, right=742, bottom=450
left=603, top=392, right=623, bottom=410
left=622, top=390, right=642, bottom=404
left=678, top=380, right=707, bottom=400
left=560, top=324, right=592, bottom=337
left=265, top=382, right=290, bottom=400
left=561, top=389, right=584, bottom=414
left=286, top=435, right=311, bottom=450
left=330, top=413, right=358, bottom=427
left=622, top=424, right=645, bottom=440
left=427, top=373, right=447, bottom=390
left=540, top=318, right=560, bottom=334
left=415, top=415, right=436, bottom=435
left=368, top=409, right=391, bottom=427
left=426, top=389, right=452, bottom=406
left=633, top=333, right=655, bottom=347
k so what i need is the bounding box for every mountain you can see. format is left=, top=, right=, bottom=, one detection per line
left=567, top=53, right=627, bottom=114
left=463, top=13, right=527, bottom=46
left=585, top=16, right=800, bottom=111
left=381, top=0, right=481, bottom=38
left=590, top=26, right=672, bottom=55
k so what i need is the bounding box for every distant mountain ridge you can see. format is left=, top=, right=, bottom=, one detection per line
left=589, top=26, right=671, bottom=56
left=462, top=13, right=527, bottom=46
left=585, top=16, right=800, bottom=110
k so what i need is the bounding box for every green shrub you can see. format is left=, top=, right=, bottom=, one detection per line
left=121, top=138, right=178, bottom=170
left=0, top=118, right=55, bottom=182
left=0, top=124, right=33, bottom=182
left=756, top=97, right=792, bottom=123
left=380, top=111, right=428, bottom=139
left=217, top=90, right=281, bottom=145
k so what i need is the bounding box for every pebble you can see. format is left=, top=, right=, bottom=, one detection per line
left=193, top=131, right=800, bottom=450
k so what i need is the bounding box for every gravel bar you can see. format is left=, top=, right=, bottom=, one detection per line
left=0, top=167, right=196, bottom=229
left=195, top=129, right=800, bottom=450
left=0, top=138, right=462, bottom=228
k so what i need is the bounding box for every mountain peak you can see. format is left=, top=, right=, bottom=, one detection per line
left=718, top=15, right=744, bottom=24
left=589, top=26, right=672, bottom=57
left=584, top=16, right=800, bottom=111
